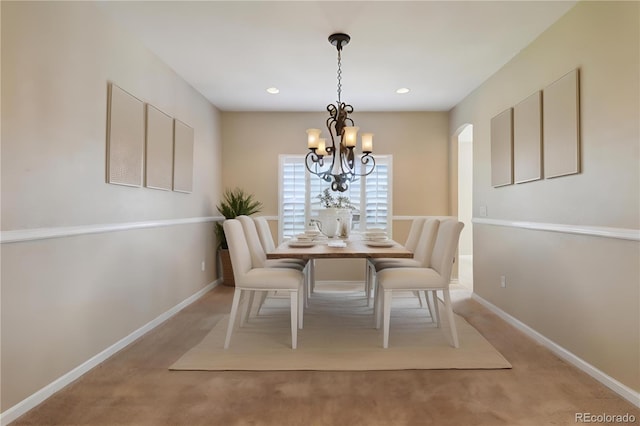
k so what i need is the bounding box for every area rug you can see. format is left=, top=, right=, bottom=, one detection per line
left=170, top=284, right=511, bottom=371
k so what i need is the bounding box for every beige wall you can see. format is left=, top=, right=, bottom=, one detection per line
left=221, top=111, right=450, bottom=280
left=1, top=2, right=222, bottom=410
left=450, top=1, right=639, bottom=390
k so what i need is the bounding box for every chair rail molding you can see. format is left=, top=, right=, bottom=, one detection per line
left=0, top=216, right=225, bottom=244
left=473, top=217, right=640, bottom=242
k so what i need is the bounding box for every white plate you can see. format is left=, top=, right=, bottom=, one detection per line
left=364, top=236, right=389, bottom=241
left=364, top=234, right=387, bottom=239
left=327, top=241, right=347, bottom=248
left=366, top=228, right=386, bottom=233
left=366, top=241, right=395, bottom=248
left=288, top=241, right=316, bottom=248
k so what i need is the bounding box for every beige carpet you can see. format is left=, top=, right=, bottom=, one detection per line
left=170, top=284, right=511, bottom=371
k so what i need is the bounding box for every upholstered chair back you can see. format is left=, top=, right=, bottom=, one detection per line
left=430, top=219, right=465, bottom=281
left=223, top=219, right=253, bottom=281
left=237, top=215, right=268, bottom=268
left=254, top=216, right=276, bottom=252
left=412, top=218, right=440, bottom=267
left=404, top=217, right=426, bottom=252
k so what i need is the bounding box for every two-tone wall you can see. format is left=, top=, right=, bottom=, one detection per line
left=450, top=0, right=639, bottom=395
left=1, top=1, right=222, bottom=413
left=221, top=111, right=450, bottom=281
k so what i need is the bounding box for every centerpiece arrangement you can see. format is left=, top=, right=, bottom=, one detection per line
left=315, top=188, right=356, bottom=238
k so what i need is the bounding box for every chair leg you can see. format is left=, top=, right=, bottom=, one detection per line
left=304, top=265, right=309, bottom=308
left=423, top=290, right=434, bottom=320
left=224, top=289, right=242, bottom=349
left=432, top=290, right=441, bottom=327
left=241, top=290, right=255, bottom=327
left=365, top=262, right=372, bottom=306
left=256, top=291, right=268, bottom=315
left=442, top=288, right=459, bottom=348
left=310, top=259, right=316, bottom=293
left=290, top=291, right=298, bottom=349
left=383, top=290, right=393, bottom=348
left=414, top=291, right=424, bottom=307
left=374, top=275, right=382, bottom=329
left=298, top=284, right=304, bottom=329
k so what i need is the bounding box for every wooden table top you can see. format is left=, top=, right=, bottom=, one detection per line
left=267, top=237, right=413, bottom=260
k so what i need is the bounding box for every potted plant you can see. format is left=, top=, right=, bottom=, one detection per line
left=215, top=188, right=263, bottom=286
left=316, top=188, right=356, bottom=238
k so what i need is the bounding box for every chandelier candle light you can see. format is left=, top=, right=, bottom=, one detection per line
left=305, top=33, right=375, bottom=192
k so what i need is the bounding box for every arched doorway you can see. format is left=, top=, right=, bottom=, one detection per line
left=456, top=124, right=473, bottom=290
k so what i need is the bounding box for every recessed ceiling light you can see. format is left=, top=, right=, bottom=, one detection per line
left=266, top=87, right=280, bottom=94
left=396, top=88, right=410, bottom=94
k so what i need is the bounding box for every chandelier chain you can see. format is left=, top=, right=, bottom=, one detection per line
left=336, top=50, right=342, bottom=103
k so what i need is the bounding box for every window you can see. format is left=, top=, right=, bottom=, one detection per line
left=279, top=155, right=392, bottom=241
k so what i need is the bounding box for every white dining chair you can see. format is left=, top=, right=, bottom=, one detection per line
left=368, top=217, right=426, bottom=269
left=371, top=218, right=440, bottom=321
left=254, top=216, right=306, bottom=269
left=365, top=217, right=426, bottom=306
left=253, top=216, right=311, bottom=309
left=376, top=219, right=464, bottom=348
left=237, top=215, right=307, bottom=315
left=223, top=219, right=304, bottom=349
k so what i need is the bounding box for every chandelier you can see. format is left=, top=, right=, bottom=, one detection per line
left=305, top=33, right=375, bottom=192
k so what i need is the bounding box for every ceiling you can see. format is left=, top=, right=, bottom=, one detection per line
left=98, top=1, right=577, bottom=112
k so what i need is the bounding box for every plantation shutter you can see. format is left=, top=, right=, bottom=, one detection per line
left=279, top=156, right=307, bottom=240
left=361, top=157, right=391, bottom=230
left=279, top=154, right=392, bottom=240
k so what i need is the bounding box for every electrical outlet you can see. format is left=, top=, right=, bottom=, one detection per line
left=480, top=205, right=488, bottom=217
left=500, top=275, right=506, bottom=288
left=201, top=261, right=205, bottom=272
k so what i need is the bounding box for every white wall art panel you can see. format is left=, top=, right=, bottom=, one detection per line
left=543, top=69, right=581, bottom=178
left=145, top=104, right=174, bottom=190
left=107, top=83, right=144, bottom=187
left=514, top=91, right=543, bottom=183
left=173, top=119, right=194, bottom=193
left=490, top=108, right=514, bottom=187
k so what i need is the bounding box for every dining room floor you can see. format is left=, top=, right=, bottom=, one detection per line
left=10, top=283, right=640, bottom=426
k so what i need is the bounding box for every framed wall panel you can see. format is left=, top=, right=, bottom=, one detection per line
left=514, top=91, right=542, bottom=183
left=543, top=69, right=580, bottom=178
left=145, top=104, right=174, bottom=190
left=173, top=119, right=194, bottom=193
left=106, top=83, right=144, bottom=186
left=490, top=108, right=514, bottom=187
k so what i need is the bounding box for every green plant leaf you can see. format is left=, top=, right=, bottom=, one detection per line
left=215, top=188, right=263, bottom=249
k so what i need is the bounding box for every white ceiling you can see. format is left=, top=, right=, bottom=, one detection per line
left=98, top=1, right=577, bottom=112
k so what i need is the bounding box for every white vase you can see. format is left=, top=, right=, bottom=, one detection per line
left=318, top=208, right=352, bottom=238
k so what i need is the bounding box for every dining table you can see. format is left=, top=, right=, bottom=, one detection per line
left=267, top=235, right=413, bottom=306
left=266, top=235, right=413, bottom=260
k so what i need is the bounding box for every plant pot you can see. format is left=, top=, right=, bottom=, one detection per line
left=219, top=248, right=235, bottom=287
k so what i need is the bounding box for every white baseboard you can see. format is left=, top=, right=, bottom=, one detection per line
left=472, top=293, right=640, bottom=408
left=0, top=279, right=221, bottom=426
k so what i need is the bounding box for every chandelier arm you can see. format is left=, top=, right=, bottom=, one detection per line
left=354, top=153, right=377, bottom=177
left=305, top=151, right=326, bottom=177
